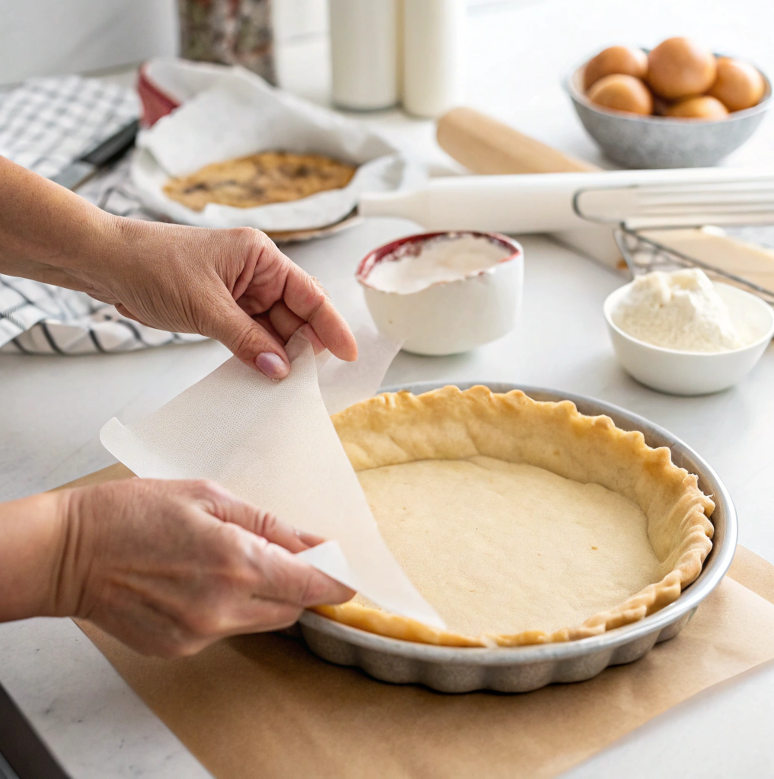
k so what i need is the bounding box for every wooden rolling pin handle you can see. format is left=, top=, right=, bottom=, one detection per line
left=436, top=106, right=599, bottom=175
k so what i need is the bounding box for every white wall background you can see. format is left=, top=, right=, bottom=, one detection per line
left=0, top=0, right=177, bottom=84
left=0, top=0, right=528, bottom=85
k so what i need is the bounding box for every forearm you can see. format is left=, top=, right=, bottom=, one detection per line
left=0, top=155, right=126, bottom=292
left=0, top=490, right=76, bottom=621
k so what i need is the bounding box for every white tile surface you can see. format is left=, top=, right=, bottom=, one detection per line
left=0, top=0, right=178, bottom=85
left=0, top=618, right=210, bottom=779
left=565, top=659, right=774, bottom=779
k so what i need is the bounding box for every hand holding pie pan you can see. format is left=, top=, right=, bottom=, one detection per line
left=296, top=382, right=736, bottom=693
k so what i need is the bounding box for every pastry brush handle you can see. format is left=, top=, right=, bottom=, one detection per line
left=359, top=168, right=765, bottom=233
left=359, top=174, right=592, bottom=232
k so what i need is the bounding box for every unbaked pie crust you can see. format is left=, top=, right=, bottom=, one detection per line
left=314, top=386, right=715, bottom=647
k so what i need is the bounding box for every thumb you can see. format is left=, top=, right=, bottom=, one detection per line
left=209, top=297, right=290, bottom=379
left=202, top=490, right=356, bottom=606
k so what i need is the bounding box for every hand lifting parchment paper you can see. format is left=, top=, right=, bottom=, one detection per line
left=100, top=330, right=445, bottom=629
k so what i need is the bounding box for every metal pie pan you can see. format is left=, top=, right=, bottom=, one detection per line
left=298, top=382, right=737, bottom=693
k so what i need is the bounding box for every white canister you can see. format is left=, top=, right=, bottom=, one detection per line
left=402, top=0, right=464, bottom=118
left=328, top=0, right=400, bottom=111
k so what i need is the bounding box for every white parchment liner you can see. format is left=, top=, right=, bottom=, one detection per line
left=131, top=65, right=420, bottom=232
left=100, top=331, right=444, bottom=628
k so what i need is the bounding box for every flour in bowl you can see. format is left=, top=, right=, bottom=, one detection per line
left=612, top=269, right=747, bottom=352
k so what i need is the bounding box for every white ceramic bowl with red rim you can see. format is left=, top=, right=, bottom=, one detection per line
left=137, top=58, right=232, bottom=127
left=137, top=63, right=180, bottom=127
left=357, top=231, right=523, bottom=356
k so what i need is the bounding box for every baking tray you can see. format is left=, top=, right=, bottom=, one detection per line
left=297, top=382, right=737, bottom=693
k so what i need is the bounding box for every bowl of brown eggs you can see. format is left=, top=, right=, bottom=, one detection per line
left=565, top=37, right=771, bottom=168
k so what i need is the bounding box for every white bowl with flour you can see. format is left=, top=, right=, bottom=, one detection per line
left=357, top=231, right=523, bottom=356
left=604, top=270, right=774, bottom=395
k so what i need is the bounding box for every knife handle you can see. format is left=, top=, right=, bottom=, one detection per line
left=81, top=119, right=140, bottom=167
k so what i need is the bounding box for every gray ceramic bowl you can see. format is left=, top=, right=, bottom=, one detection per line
left=565, top=52, right=772, bottom=168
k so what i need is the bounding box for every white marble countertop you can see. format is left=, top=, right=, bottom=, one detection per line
left=3, top=0, right=774, bottom=776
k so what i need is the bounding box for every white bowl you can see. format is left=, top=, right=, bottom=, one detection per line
left=604, top=281, right=774, bottom=395
left=357, top=231, right=523, bottom=356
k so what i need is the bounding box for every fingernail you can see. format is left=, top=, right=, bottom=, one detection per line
left=255, top=352, right=288, bottom=379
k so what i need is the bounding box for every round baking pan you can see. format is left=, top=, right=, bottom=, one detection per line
left=297, top=382, right=737, bottom=693
left=266, top=210, right=363, bottom=245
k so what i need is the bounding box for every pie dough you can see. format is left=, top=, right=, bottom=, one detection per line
left=315, top=386, right=715, bottom=647
left=163, top=152, right=356, bottom=211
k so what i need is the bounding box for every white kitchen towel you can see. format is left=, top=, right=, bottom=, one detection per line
left=100, top=332, right=443, bottom=627
left=0, top=274, right=203, bottom=355
left=0, top=75, right=202, bottom=355
left=0, top=75, right=138, bottom=179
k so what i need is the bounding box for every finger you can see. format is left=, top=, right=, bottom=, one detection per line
left=252, top=312, right=284, bottom=346
left=282, top=266, right=358, bottom=361
left=296, top=529, right=326, bottom=547
left=216, top=600, right=303, bottom=638
left=207, top=293, right=290, bottom=378
left=115, top=303, right=150, bottom=327
left=190, top=599, right=304, bottom=644
left=253, top=542, right=355, bottom=607
left=194, top=481, right=326, bottom=553
left=209, top=495, right=313, bottom=554
left=174, top=601, right=304, bottom=652
left=268, top=301, right=326, bottom=354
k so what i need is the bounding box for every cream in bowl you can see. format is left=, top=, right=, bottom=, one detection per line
left=357, top=231, right=523, bottom=356
left=604, top=268, right=774, bottom=395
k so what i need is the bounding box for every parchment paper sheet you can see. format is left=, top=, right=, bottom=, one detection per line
left=75, top=543, right=774, bottom=779
left=99, top=333, right=442, bottom=628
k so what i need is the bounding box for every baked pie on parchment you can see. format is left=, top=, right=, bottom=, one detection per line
left=163, top=151, right=356, bottom=212
left=315, top=386, right=715, bottom=647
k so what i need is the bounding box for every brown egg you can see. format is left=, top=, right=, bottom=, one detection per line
left=647, top=37, right=717, bottom=99
left=587, top=74, right=654, bottom=115
left=652, top=95, right=671, bottom=116
left=583, top=46, right=648, bottom=90
left=708, top=57, right=765, bottom=111
left=665, top=95, right=729, bottom=119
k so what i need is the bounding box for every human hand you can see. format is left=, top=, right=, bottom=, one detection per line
left=0, top=160, right=355, bottom=377
left=82, top=220, right=358, bottom=379
left=54, top=478, right=353, bottom=657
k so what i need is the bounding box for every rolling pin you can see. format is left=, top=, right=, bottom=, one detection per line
left=434, top=106, right=623, bottom=265
left=436, top=106, right=599, bottom=175
left=433, top=108, right=769, bottom=279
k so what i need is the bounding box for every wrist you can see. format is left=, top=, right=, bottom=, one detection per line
left=69, top=214, right=164, bottom=302
left=0, top=157, right=121, bottom=289
left=47, top=487, right=97, bottom=619
left=52, top=210, right=129, bottom=292
left=0, top=490, right=76, bottom=621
